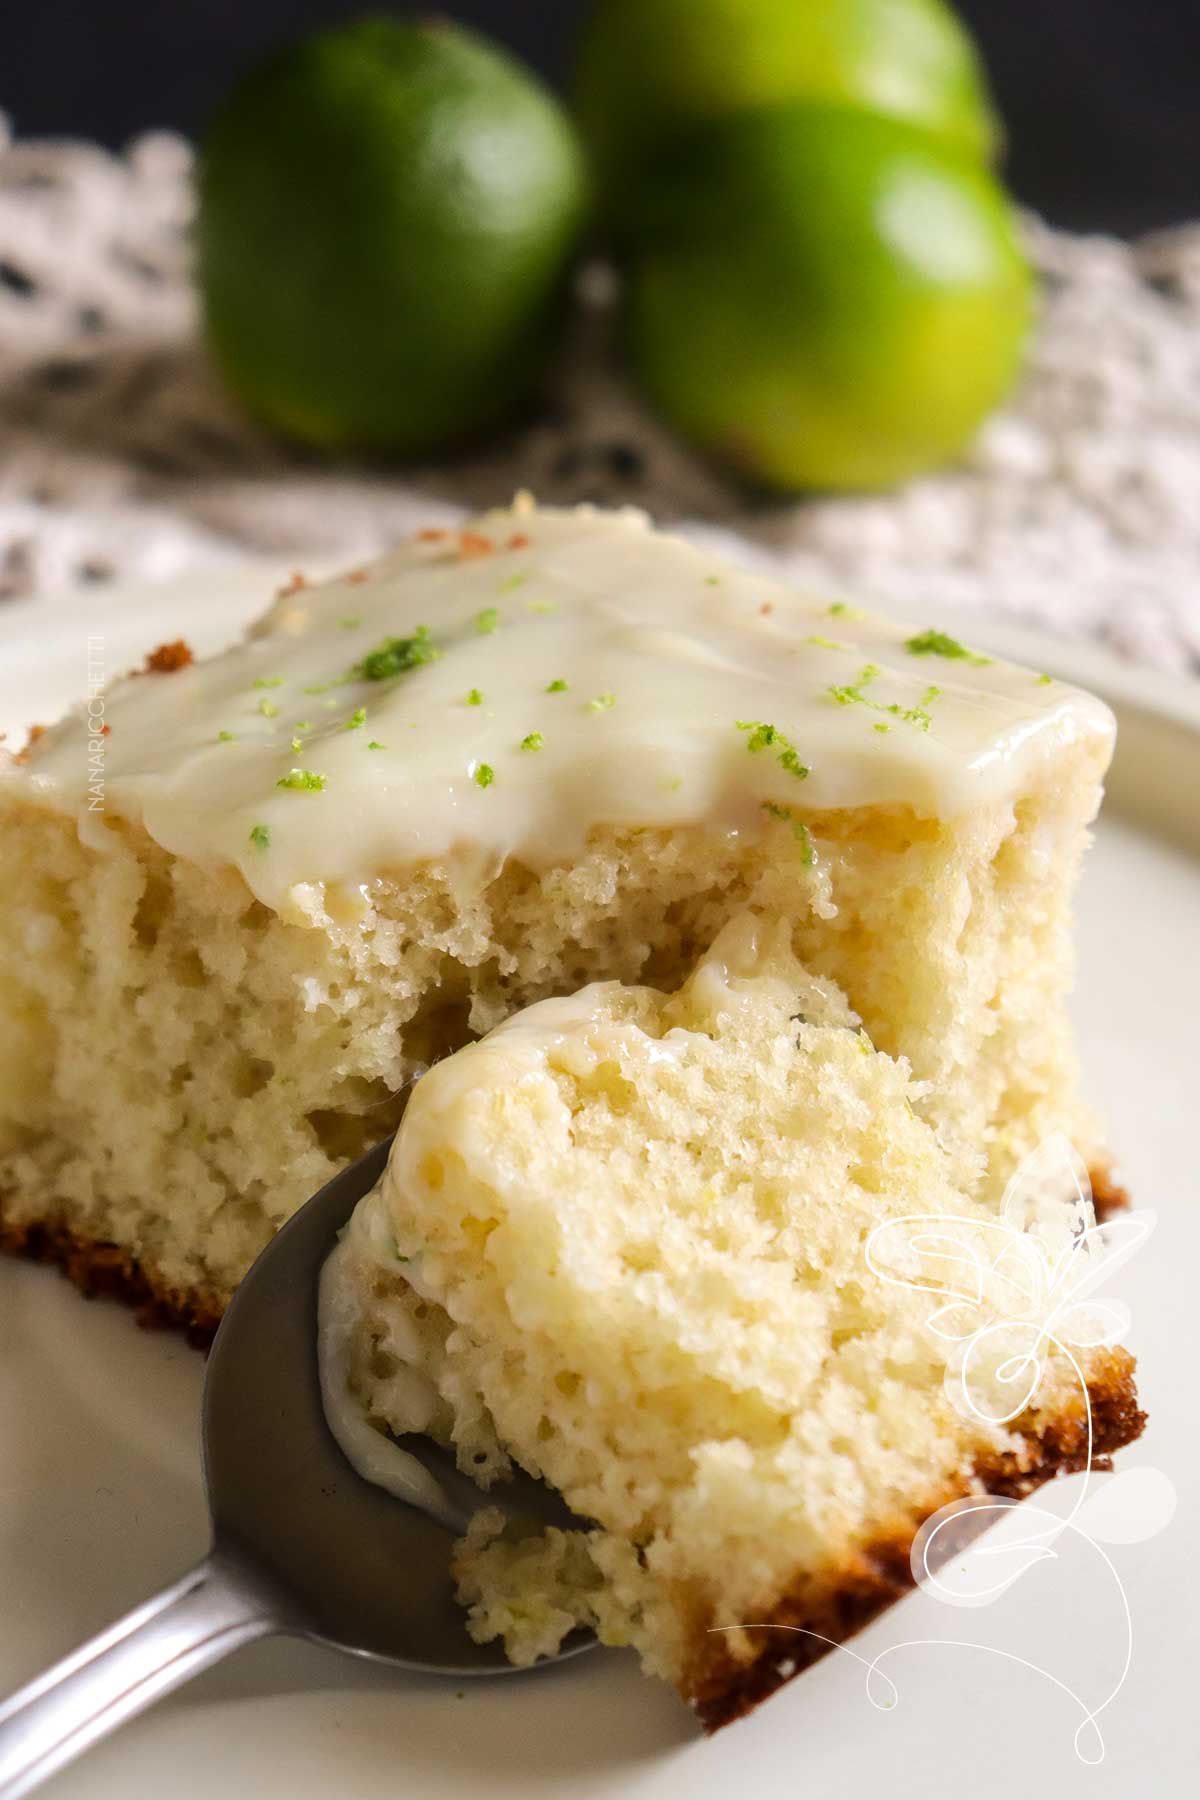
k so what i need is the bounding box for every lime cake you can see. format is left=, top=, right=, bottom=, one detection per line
left=0, top=498, right=1120, bottom=1333
left=321, top=921, right=1144, bottom=1727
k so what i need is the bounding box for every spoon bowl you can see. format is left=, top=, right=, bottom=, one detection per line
left=207, top=1128, right=583, bottom=1669
left=0, top=1121, right=591, bottom=1798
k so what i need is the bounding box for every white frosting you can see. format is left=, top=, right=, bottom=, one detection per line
left=317, top=1187, right=467, bottom=1533
left=13, top=502, right=1113, bottom=912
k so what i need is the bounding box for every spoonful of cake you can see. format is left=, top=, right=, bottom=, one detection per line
left=0, top=1112, right=590, bottom=1800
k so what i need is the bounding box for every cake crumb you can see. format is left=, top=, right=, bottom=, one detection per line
left=13, top=722, right=46, bottom=763
left=143, top=640, right=194, bottom=674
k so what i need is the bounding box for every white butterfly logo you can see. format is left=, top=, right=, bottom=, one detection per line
left=866, top=1132, right=1152, bottom=1429
left=712, top=1135, right=1170, bottom=1762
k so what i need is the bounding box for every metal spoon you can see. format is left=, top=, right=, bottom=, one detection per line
left=0, top=1127, right=591, bottom=1798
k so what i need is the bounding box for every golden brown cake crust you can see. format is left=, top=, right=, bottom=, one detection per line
left=0, top=1204, right=222, bottom=1347
left=687, top=1353, right=1146, bottom=1732
left=1089, top=1162, right=1130, bottom=1217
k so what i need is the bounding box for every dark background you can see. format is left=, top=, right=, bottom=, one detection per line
left=3, top=0, right=1198, bottom=234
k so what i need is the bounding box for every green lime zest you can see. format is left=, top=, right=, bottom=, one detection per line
left=762, top=802, right=816, bottom=865
left=277, top=768, right=326, bottom=792
left=829, top=663, right=882, bottom=707
left=829, top=664, right=939, bottom=732
left=474, top=762, right=495, bottom=789
left=475, top=607, right=499, bottom=635
left=357, top=625, right=437, bottom=681
left=738, top=720, right=779, bottom=750
left=903, top=685, right=941, bottom=732
left=736, top=720, right=809, bottom=780
left=249, top=823, right=270, bottom=850
left=904, top=628, right=991, bottom=666
left=520, top=731, right=545, bottom=751
left=546, top=678, right=568, bottom=693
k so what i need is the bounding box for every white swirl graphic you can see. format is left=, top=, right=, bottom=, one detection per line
left=712, top=1135, right=1172, bottom=1762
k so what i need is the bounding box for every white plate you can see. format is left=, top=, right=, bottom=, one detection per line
left=1, top=569, right=1197, bottom=1800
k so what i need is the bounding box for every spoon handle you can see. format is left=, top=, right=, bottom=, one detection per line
left=0, top=1553, right=280, bottom=1798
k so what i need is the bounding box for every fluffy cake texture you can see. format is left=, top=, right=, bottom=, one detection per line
left=327, top=920, right=1142, bottom=1726
left=0, top=500, right=1117, bottom=1329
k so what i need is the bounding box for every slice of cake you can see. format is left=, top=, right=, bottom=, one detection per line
left=0, top=499, right=1119, bottom=1334
left=322, top=920, right=1144, bottom=1727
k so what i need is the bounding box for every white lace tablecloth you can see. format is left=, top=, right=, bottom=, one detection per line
left=1, top=123, right=1198, bottom=673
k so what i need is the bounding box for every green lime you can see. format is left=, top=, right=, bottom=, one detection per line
left=576, top=0, right=1000, bottom=223
left=198, top=18, right=589, bottom=454
left=624, top=106, right=1031, bottom=494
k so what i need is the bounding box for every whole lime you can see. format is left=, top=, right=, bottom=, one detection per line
left=198, top=18, right=589, bottom=454
left=576, top=0, right=1000, bottom=224
left=625, top=106, right=1031, bottom=494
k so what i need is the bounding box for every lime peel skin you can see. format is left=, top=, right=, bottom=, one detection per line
left=625, top=104, right=1030, bottom=495
left=198, top=16, right=589, bottom=456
